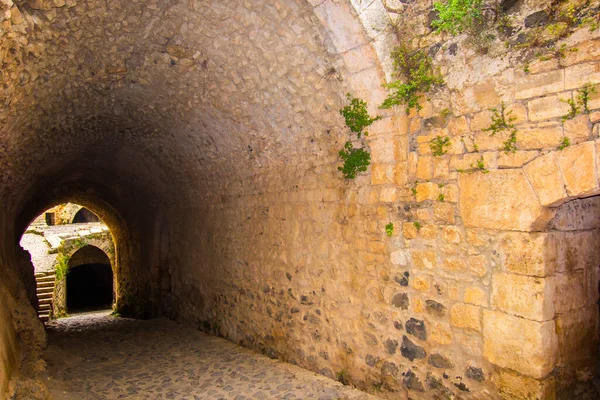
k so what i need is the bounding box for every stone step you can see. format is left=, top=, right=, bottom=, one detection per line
left=36, top=275, right=56, bottom=283
left=39, top=304, right=51, bottom=311
left=37, top=293, right=53, bottom=300
left=36, top=281, right=55, bottom=288
left=37, top=291, right=54, bottom=298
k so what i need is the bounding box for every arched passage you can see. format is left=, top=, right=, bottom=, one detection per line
left=67, top=245, right=113, bottom=312
left=72, top=208, right=100, bottom=224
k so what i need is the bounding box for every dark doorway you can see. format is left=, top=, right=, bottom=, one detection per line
left=72, top=208, right=100, bottom=223
left=45, top=212, right=55, bottom=226
left=67, top=263, right=113, bottom=312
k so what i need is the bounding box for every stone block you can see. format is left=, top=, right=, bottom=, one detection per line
left=370, top=138, right=395, bottom=163
left=494, top=370, right=556, bottom=400
left=519, top=123, right=565, bottom=150
left=459, top=169, right=549, bottom=231
left=468, top=255, right=488, bottom=277
left=429, top=322, right=452, bottom=345
left=416, top=156, right=433, bottom=180
left=313, top=0, right=368, bottom=54
left=371, top=163, right=394, bottom=185
left=554, top=271, right=588, bottom=313
left=527, top=95, right=571, bottom=122
left=491, top=273, right=555, bottom=321
left=523, top=152, right=567, bottom=206
left=498, top=150, right=539, bottom=168
left=498, top=232, right=556, bottom=277
left=565, top=62, right=600, bottom=90
left=555, top=141, right=598, bottom=198
left=563, top=115, right=592, bottom=144
left=441, top=225, right=461, bottom=243
left=516, top=70, right=564, bottom=100
left=450, top=303, right=481, bottom=331
left=411, top=249, right=437, bottom=270
left=555, top=306, right=598, bottom=369
left=464, top=286, right=488, bottom=307
left=447, top=116, right=469, bottom=136
left=415, top=182, right=439, bottom=202
left=483, top=311, right=557, bottom=379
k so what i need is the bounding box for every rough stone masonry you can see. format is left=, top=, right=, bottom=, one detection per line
left=1, top=0, right=600, bottom=399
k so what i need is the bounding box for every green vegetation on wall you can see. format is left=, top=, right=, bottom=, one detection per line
left=431, top=0, right=484, bottom=35
left=381, top=44, right=443, bottom=114
left=338, top=95, right=379, bottom=179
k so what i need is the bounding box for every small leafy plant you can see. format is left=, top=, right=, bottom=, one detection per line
left=431, top=0, right=485, bottom=35
left=385, top=223, right=394, bottom=237
left=471, top=156, right=490, bottom=173
left=381, top=44, right=444, bottom=114
left=438, top=193, right=445, bottom=202
left=578, top=84, right=597, bottom=114
left=338, top=142, right=371, bottom=179
left=429, top=136, right=451, bottom=156
left=561, top=97, right=579, bottom=122
left=340, top=94, right=381, bottom=138
left=338, top=96, right=379, bottom=179
left=558, top=137, right=570, bottom=150
left=413, top=221, right=422, bottom=231
left=484, top=102, right=518, bottom=153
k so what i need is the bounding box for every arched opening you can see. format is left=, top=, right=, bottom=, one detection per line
left=72, top=208, right=100, bottom=224
left=546, top=195, right=600, bottom=398
left=19, top=203, right=117, bottom=321
left=67, top=246, right=113, bottom=312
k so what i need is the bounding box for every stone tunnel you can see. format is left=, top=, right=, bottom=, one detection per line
left=1, top=0, right=600, bottom=399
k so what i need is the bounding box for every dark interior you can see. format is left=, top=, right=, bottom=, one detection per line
left=66, top=263, right=113, bottom=312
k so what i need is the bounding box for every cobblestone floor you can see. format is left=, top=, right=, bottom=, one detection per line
left=45, top=312, right=378, bottom=400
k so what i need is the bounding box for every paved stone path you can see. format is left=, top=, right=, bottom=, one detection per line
left=45, top=312, right=379, bottom=400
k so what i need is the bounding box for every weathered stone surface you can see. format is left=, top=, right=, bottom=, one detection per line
left=516, top=70, right=564, bottom=100
left=494, top=370, right=556, bottom=400
left=428, top=353, right=454, bottom=369
left=527, top=95, right=571, bottom=122
left=403, top=369, right=424, bottom=392
left=392, top=293, right=409, bottom=310
left=523, top=152, right=568, bottom=206
left=450, top=303, right=481, bottom=331
left=466, top=366, right=485, bottom=382
left=425, top=299, right=446, bottom=318
left=555, top=141, right=598, bottom=198
left=491, top=273, right=555, bottom=321
left=405, top=318, right=426, bottom=340
left=483, top=311, right=557, bottom=378
left=498, top=232, right=556, bottom=277
left=400, top=336, right=426, bottom=361
left=459, top=170, right=548, bottom=231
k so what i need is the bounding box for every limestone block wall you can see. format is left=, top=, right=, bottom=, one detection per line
left=169, top=1, right=600, bottom=399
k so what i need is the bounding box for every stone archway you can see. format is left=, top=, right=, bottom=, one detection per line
left=66, top=245, right=114, bottom=312
left=456, top=139, right=600, bottom=398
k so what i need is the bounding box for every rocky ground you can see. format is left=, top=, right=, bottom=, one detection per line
left=44, top=312, right=379, bottom=400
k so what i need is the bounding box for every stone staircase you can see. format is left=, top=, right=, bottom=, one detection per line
left=34, top=271, right=55, bottom=322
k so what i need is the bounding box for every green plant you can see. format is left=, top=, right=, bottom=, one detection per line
left=578, top=84, right=597, bottom=114
left=338, top=95, right=379, bottom=179
left=438, top=193, right=445, bottom=202
left=413, top=221, right=422, bottom=230
left=54, top=252, right=69, bottom=281
left=411, top=181, right=418, bottom=196
left=483, top=102, right=515, bottom=136
left=558, top=137, right=570, bottom=150
left=380, top=44, right=443, bottom=114
left=484, top=102, right=518, bottom=153
left=431, top=0, right=485, bottom=35
left=503, top=131, right=517, bottom=153
left=385, top=222, right=394, bottom=237
left=561, top=97, right=579, bottom=122
left=440, top=108, right=452, bottom=118
left=429, top=135, right=451, bottom=156
left=340, top=94, right=381, bottom=138
left=523, top=64, right=530, bottom=74
left=338, top=142, right=371, bottom=179
left=472, top=156, right=490, bottom=173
